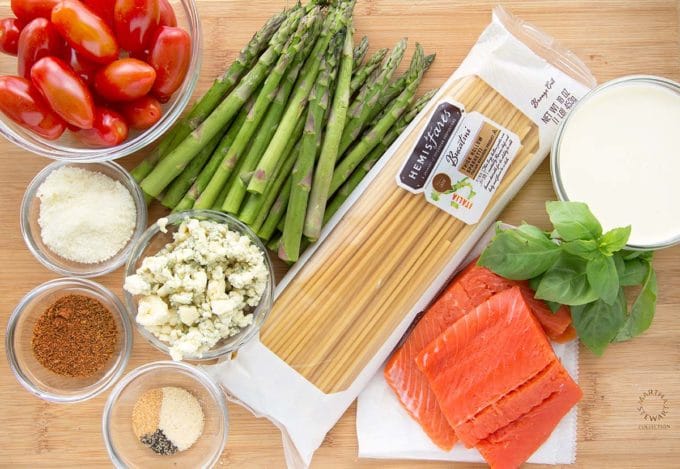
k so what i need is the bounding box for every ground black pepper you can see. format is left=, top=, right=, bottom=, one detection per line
left=31, top=294, right=118, bottom=377
left=141, top=429, right=178, bottom=455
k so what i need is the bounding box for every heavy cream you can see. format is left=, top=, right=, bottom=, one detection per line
left=554, top=77, right=680, bottom=248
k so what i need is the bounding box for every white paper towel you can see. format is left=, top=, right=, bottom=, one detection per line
left=355, top=227, right=580, bottom=465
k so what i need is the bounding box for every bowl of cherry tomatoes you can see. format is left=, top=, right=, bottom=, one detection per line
left=0, top=0, right=201, bottom=161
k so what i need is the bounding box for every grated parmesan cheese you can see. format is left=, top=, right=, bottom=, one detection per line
left=37, top=166, right=137, bottom=264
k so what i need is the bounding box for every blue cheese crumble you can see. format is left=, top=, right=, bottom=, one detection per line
left=124, top=217, right=269, bottom=360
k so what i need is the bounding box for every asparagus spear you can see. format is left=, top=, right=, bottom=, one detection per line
left=160, top=129, right=223, bottom=209
left=173, top=98, right=254, bottom=212
left=247, top=4, right=353, bottom=195
left=243, top=115, right=306, bottom=229
left=349, top=47, right=387, bottom=95
left=338, top=38, right=407, bottom=156
left=266, top=232, right=282, bottom=252
left=280, top=33, right=340, bottom=262
left=258, top=177, right=292, bottom=241
left=303, top=27, right=353, bottom=241
left=324, top=88, right=437, bottom=222
left=193, top=8, right=321, bottom=210
left=130, top=11, right=287, bottom=183
left=140, top=9, right=304, bottom=198
left=375, top=47, right=433, bottom=118
left=330, top=56, right=424, bottom=195
left=353, top=35, right=368, bottom=65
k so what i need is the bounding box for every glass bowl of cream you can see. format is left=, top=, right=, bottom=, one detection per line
left=551, top=75, right=680, bottom=250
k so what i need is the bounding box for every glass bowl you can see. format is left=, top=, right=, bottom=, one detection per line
left=5, top=278, right=133, bottom=403
left=550, top=75, right=680, bottom=250
left=0, top=0, right=202, bottom=162
left=21, top=160, right=148, bottom=277
left=124, top=210, right=275, bottom=361
left=102, top=361, right=228, bottom=468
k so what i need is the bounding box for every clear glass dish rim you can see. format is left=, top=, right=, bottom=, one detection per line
left=550, top=74, right=680, bottom=251
left=0, top=0, right=202, bottom=162
left=20, top=160, right=149, bottom=278
left=4, top=277, right=134, bottom=403
left=101, top=360, right=228, bottom=469
left=124, top=210, right=275, bottom=361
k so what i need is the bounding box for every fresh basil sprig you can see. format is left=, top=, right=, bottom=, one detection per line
left=478, top=201, right=657, bottom=355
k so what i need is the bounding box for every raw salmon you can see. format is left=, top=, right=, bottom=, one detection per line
left=519, top=289, right=572, bottom=339
left=454, top=361, right=574, bottom=447
left=384, top=262, right=572, bottom=450
left=416, top=287, right=556, bottom=429
left=475, top=375, right=583, bottom=469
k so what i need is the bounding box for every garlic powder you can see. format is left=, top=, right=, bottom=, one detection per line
left=124, top=218, right=269, bottom=360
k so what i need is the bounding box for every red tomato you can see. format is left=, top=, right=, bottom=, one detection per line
left=82, top=0, right=114, bottom=26
left=17, top=18, right=65, bottom=78
left=75, top=106, right=128, bottom=146
left=52, top=0, right=119, bottom=64
left=94, top=58, right=156, bottom=102
left=65, top=46, right=98, bottom=86
left=30, top=56, right=95, bottom=129
left=11, top=0, right=59, bottom=22
left=0, top=18, right=24, bottom=56
left=158, top=0, right=176, bottom=27
left=0, top=75, right=65, bottom=139
left=113, top=0, right=160, bottom=53
left=118, top=95, right=161, bottom=130
left=148, top=26, right=190, bottom=101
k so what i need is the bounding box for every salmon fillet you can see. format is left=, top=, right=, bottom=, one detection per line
left=519, top=289, right=572, bottom=339
left=475, top=374, right=583, bottom=469
left=416, top=287, right=556, bottom=429
left=454, top=361, right=573, bottom=447
left=384, top=262, right=573, bottom=450
left=383, top=261, right=516, bottom=449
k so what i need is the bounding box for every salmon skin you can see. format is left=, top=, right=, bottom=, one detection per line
left=384, top=261, right=573, bottom=450
left=415, top=287, right=556, bottom=429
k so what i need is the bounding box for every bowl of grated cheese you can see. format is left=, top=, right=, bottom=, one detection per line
left=21, top=161, right=148, bottom=277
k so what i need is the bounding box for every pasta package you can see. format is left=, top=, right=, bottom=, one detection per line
left=205, top=7, right=595, bottom=468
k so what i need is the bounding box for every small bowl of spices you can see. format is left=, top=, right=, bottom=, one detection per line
left=5, top=278, right=133, bottom=403
left=21, top=160, right=148, bottom=277
left=103, top=361, right=227, bottom=468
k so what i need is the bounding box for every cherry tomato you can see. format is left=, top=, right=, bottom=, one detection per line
left=17, top=18, right=65, bottom=78
left=52, top=0, right=119, bottom=64
left=65, top=46, right=98, bottom=86
left=0, top=75, right=65, bottom=139
left=30, top=56, right=95, bottom=129
left=113, top=0, right=160, bottom=53
left=82, top=0, right=114, bottom=26
left=94, top=58, right=156, bottom=102
left=118, top=95, right=161, bottom=130
left=0, top=18, right=24, bottom=56
left=11, top=0, right=59, bottom=22
left=148, top=26, right=190, bottom=101
left=75, top=106, right=128, bottom=146
left=158, top=0, right=176, bottom=27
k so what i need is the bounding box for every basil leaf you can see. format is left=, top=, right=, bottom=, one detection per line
left=620, top=258, right=650, bottom=286
left=615, top=263, right=658, bottom=342
left=562, top=239, right=598, bottom=260
left=478, top=228, right=560, bottom=280
left=528, top=275, right=542, bottom=291
left=599, top=226, right=632, bottom=254
left=572, top=290, right=627, bottom=355
left=546, top=201, right=602, bottom=241
left=586, top=253, right=619, bottom=305
left=547, top=301, right=562, bottom=313
left=620, top=249, right=653, bottom=261
left=535, top=253, right=599, bottom=305
left=613, top=253, right=625, bottom=277
left=516, top=223, right=549, bottom=240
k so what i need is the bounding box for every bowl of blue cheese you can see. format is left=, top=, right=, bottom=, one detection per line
left=123, top=210, right=274, bottom=361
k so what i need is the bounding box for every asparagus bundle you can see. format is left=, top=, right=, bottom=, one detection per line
left=133, top=0, right=436, bottom=264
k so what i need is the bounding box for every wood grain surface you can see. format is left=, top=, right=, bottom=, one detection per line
left=1, top=0, right=679, bottom=467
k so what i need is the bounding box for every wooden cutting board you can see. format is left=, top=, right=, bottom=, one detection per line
left=1, top=0, right=678, bottom=467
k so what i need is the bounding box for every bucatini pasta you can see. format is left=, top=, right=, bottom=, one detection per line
left=261, top=76, right=541, bottom=393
